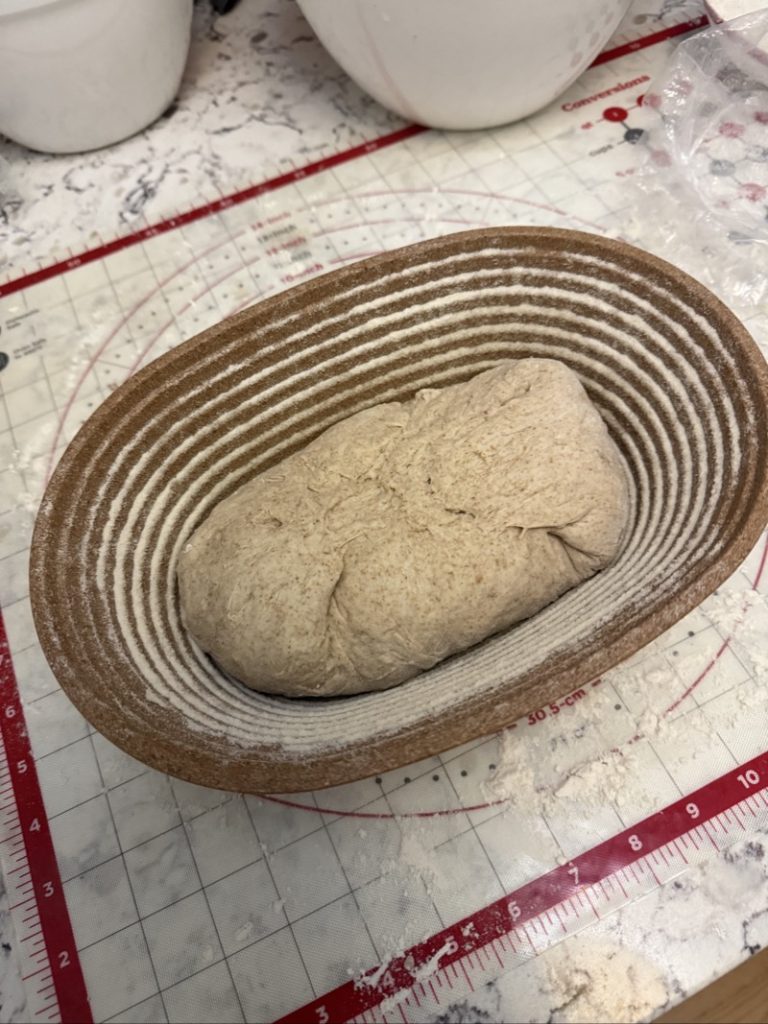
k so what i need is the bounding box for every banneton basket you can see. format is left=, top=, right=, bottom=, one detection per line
left=30, top=227, right=768, bottom=793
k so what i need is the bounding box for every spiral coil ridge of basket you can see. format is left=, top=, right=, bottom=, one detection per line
left=31, top=228, right=768, bottom=792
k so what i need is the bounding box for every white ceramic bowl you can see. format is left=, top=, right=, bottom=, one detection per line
left=295, top=0, right=633, bottom=130
left=0, top=0, right=193, bottom=153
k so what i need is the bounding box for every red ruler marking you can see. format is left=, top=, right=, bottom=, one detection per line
left=0, top=20, right=714, bottom=1022
left=276, top=749, right=767, bottom=1024
left=0, top=124, right=426, bottom=301
left=591, top=15, right=708, bottom=66
left=0, top=17, right=709, bottom=305
left=0, top=613, right=93, bottom=1024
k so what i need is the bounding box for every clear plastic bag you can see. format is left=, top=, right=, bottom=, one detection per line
left=625, top=10, right=768, bottom=312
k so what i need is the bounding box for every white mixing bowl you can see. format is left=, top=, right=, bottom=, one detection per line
left=296, top=0, right=633, bottom=130
left=0, top=0, right=193, bottom=153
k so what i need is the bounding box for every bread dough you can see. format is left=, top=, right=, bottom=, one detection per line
left=178, top=358, right=629, bottom=697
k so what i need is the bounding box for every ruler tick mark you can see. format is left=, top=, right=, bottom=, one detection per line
left=703, top=825, right=719, bottom=852
left=584, top=889, right=600, bottom=920
left=10, top=898, right=34, bottom=912
left=21, top=967, right=49, bottom=982
left=459, top=960, right=474, bottom=992
left=674, top=840, right=689, bottom=865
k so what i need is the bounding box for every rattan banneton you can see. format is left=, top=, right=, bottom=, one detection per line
left=30, top=228, right=768, bottom=793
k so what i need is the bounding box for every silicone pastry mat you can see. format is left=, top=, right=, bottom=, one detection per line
left=2, top=5, right=768, bottom=1023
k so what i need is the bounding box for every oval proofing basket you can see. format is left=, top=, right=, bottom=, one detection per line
left=30, top=228, right=768, bottom=792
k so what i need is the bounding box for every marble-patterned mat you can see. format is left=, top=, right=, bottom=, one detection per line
left=5, top=1, right=768, bottom=1022
left=0, top=0, right=402, bottom=279
left=0, top=872, right=26, bottom=1024
left=0, top=0, right=706, bottom=280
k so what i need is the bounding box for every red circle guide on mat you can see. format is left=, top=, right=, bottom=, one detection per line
left=277, top=752, right=768, bottom=1024
left=0, top=14, right=722, bottom=1024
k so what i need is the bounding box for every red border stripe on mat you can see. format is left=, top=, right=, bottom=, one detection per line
left=0, top=612, right=93, bottom=1024
left=592, top=14, right=708, bottom=66
left=276, top=749, right=767, bottom=1024
left=0, top=124, right=426, bottom=301
left=0, top=16, right=709, bottom=304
